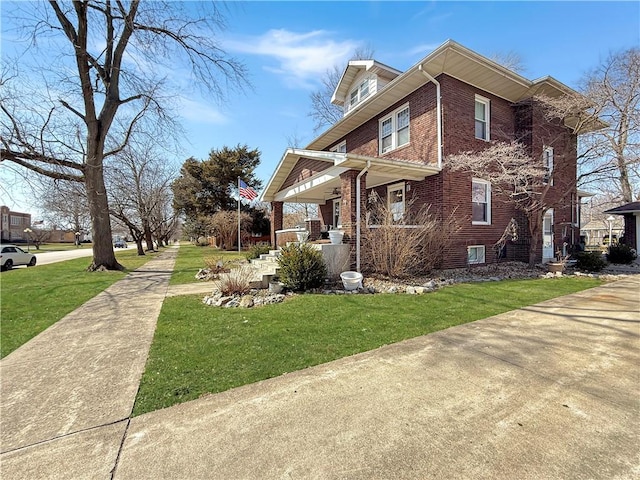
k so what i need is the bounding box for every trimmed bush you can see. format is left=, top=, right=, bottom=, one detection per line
left=607, top=243, right=637, bottom=264
left=246, top=244, right=271, bottom=261
left=278, top=243, right=327, bottom=291
left=575, top=251, right=607, bottom=272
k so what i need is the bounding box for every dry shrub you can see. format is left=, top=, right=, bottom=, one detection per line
left=208, top=211, right=252, bottom=250
left=216, top=265, right=254, bottom=296
left=203, top=256, right=231, bottom=274
left=362, top=193, right=462, bottom=278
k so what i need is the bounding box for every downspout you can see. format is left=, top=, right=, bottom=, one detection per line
left=418, top=65, right=442, bottom=169
left=356, top=160, right=371, bottom=273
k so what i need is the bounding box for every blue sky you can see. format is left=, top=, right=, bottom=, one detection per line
left=1, top=1, right=639, bottom=216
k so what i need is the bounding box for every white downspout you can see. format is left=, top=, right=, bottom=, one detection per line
left=418, top=65, right=442, bottom=169
left=356, top=160, right=371, bottom=273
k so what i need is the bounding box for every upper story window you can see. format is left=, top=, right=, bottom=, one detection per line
left=387, top=182, right=406, bottom=222
left=347, top=77, right=372, bottom=113
left=475, top=95, right=490, bottom=141
left=10, top=216, right=21, bottom=226
left=379, top=104, right=410, bottom=154
left=330, top=141, right=346, bottom=153
left=472, top=178, right=491, bottom=225
left=543, top=146, right=554, bottom=185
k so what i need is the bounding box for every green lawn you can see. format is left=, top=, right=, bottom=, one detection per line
left=169, top=242, right=246, bottom=285
left=0, top=249, right=156, bottom=358
left=133, top=276, right=602, bottom=415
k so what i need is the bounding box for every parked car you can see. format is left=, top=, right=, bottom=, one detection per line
left=0, top=244, right=37, bottom=271
left=114, top=239, right=127, bottom=248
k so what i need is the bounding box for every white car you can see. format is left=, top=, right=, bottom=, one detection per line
left=0, top=244, right=37, bottom=270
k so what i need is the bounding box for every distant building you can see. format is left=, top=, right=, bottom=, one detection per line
left=0, top=206, right=32, bottom=243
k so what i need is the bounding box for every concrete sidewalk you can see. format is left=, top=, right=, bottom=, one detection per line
left=1, top=271, right=638, bottom=479
left=1, top=248, right=178, bottom=478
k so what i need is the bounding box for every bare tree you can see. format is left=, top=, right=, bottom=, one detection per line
left=539, top=48, right=639, bottom=202
left=308, top=45, right=375, bottom=132
left=490, top=51, right=526, bottom=74
left=40, top=180, right=91, bottom=234
left=107, top=139, right=176, bottom=255
left=1, top=1, right=246, bottom=270
left=446, top=141, right=559, bottom=268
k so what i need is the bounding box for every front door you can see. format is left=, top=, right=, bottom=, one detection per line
left=542, top=209, right=554, bottom=261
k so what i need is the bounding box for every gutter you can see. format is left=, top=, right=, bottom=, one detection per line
left=418, top=65, right=442, bottom=169
left=356, top=160, right=371, bottom=272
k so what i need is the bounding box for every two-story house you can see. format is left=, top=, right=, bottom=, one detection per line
left=261, top=40, right=589, bottom=270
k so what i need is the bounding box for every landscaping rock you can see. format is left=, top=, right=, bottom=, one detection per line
left=239, top=296, right=254, bottom=308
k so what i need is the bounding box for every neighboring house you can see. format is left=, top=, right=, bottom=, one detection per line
left=261, top=40, right=593, bottom=270
left=604, top=202, right=640, bottom=252
left=0, top=206, right=32, bottom=243
left=580, top=218, right=624, bottom=247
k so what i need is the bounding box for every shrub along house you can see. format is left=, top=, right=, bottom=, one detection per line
left=261, top=40, right=593, bottom=271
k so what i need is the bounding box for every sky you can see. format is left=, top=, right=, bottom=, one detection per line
left=1, top=0, right=639, bottom=218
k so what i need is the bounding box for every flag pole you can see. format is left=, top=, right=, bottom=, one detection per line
left=237, top=177, right=241, bottom=253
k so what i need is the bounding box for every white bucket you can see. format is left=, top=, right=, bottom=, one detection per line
left=328, top=230, right=344, bottom=245
left=340, top=271, right=363, bottom=291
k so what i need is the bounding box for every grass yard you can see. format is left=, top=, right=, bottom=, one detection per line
left=133, top=276, right=602, bottom=415
left=169, top=242, right=246, bottom=285
left=0, top=248, right=156, bottom=358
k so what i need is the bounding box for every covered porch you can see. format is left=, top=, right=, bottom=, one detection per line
left=261, top=149, right=440, bottom=270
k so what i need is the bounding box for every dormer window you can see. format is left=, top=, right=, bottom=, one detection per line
left=346, top=77, right=372, bottom=113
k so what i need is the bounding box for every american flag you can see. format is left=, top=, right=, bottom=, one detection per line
left=239, top=179, right=258, bottom=200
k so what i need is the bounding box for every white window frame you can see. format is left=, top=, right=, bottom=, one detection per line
left=543, top=146, right=554, bottom=185
left=468, top=245, right=486, bottom=265
left=330, top=141, right=346, bottom=153
left=471, top=178, right=491, bottom=225
left=333, top=198, right=341, bottom=228
left=475, top=95, right=490, bottom=141
left=387, top=182, right=406, bottom=222
left=10, top=216, right=21, bottom=226
left=347, top=77, right=372, bottom=112
left=379, top=103, right=410, bottom=154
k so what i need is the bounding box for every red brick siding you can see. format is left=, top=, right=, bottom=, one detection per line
left=270, top=201, right=283, bottom=247
left=623, top=214, right=637, bottom=250
left=343, top=83, right=439, bottom=166
left=281, top=158, right=332, bottom=189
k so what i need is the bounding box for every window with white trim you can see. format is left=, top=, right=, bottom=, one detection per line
left=347, top=77, right=372, bottom=112
left=333, top=199, right=341, bottom=228
left=468, top=245, right=486, bottom=265
left=330, top=141, right=346, bottom=153
left=475, top=95, right=490, bottom=141
left=379, top=104, right=410, bottom=154
left=10, top=216, right=21, bottom=226
left=387, top=182, right=405, bottom=222
left=472, top=178, right=491, bottom=225
left=543, top=146, right=554, bottom=185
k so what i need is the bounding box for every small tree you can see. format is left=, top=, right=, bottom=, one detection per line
left=208, top=211, right=251, bottom=251
left=446, top=141, right=553, bottom=268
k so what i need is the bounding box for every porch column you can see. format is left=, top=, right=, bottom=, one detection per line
left=270, top=201, right=283, bottom=248
left=340, top=169, right=367, bottom=269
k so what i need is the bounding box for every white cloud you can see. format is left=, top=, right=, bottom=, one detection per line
left=226, top=29, right=360, bottom=88
left=178, top=96, right=228, bottom=125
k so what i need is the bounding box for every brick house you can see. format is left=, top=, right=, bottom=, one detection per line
left=604, top=202, right=640, bottom=253
left=0, top=206, right=32, bottom=243
left=261, top=40, right=591, bottom=270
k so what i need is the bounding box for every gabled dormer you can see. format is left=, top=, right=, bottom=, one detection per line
left=331, top=60, right=402, bottom=116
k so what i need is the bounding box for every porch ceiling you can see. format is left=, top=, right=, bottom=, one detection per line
left=265, top=151, right=440, bottom=204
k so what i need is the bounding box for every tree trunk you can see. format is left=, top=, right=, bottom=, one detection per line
left=143, top=220, right=154, bottom=251
left=528, top=211, right=543, bottom=268
left=85, top=148, right=122, bottom=271
left=136, top=239, right=145, bottom=256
